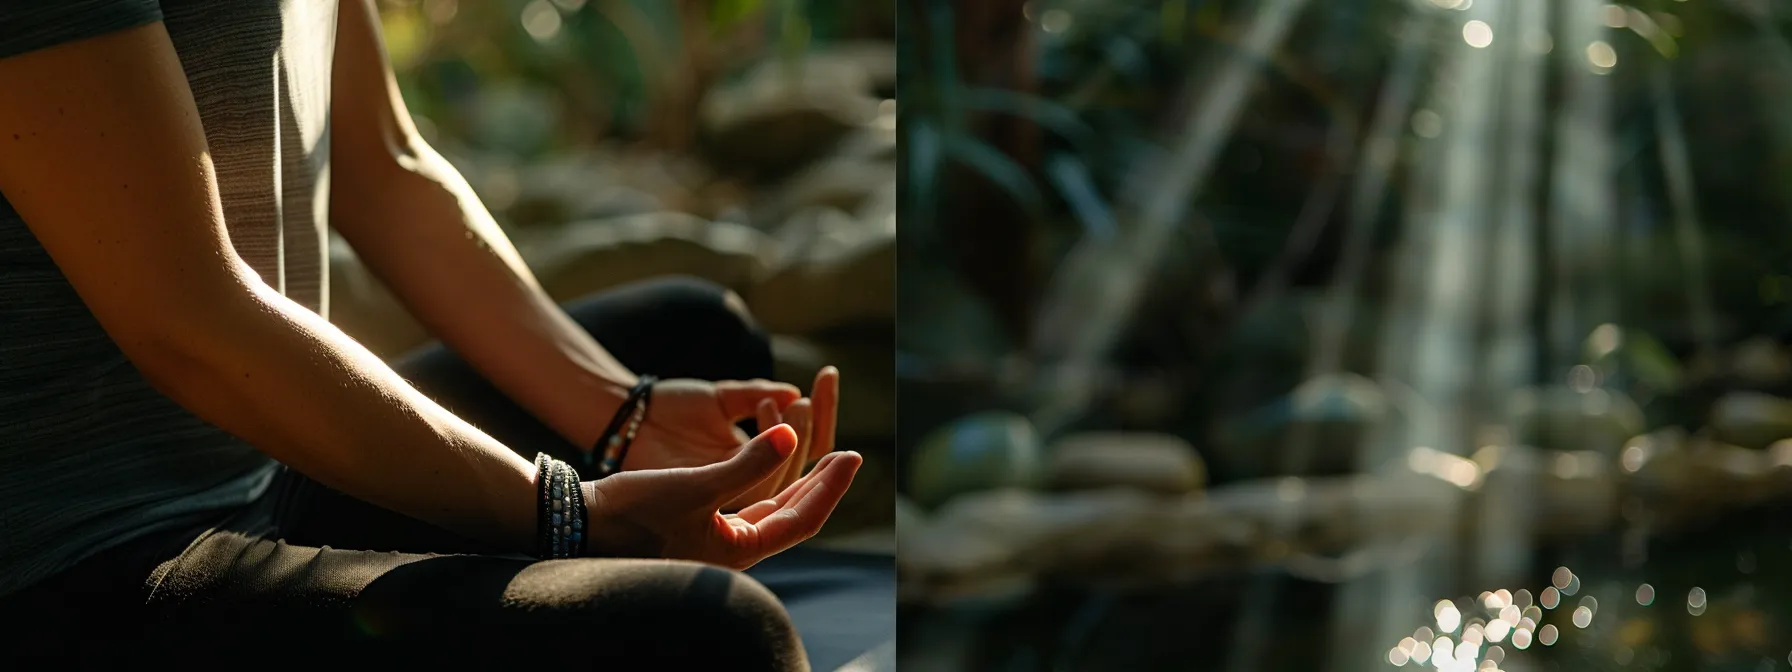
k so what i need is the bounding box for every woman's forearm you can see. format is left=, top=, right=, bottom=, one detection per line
left=332, top=142, right=635, bottom=450
left=137, top=277, right=538, bottom=553
left=0, top=15, right=536, bottom=555
left=328, top=2, right=634, bottom=452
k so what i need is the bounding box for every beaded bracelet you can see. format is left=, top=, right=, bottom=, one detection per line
left=584, top=375, right=658, bottom=477
left=534, top=452, right=587, bottom=559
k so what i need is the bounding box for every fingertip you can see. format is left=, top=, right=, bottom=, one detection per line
left=766, top=423, right=799, bottom=457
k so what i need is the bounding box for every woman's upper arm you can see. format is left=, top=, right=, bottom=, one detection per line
left=0, top=16, right=258, bottom=347
left=329, top=0, right=424, bottom=196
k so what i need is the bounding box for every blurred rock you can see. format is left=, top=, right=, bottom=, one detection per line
left=1508, top=386, right=1647, bottom=454
left=1626, top=430, right=1792, bottom=524
left=1688, top=337, right=1792, bottom=390
left=1220, top=372, right=1394, bottom=477
left=752, top=156, right=895, bottom=229
left=1047, top=432, right=1206, bottom=495
left=908, top=411, right=1045, bottom=509
left=813, top=41, right=896, bottom=93
left=516, top=212, right=778, bottom=302
left=1730, top=339, right=1792, bottom=385
left=895, top=494, right=927, bottom=538
left=1534, top=449, right=1622, bottom=535
left=327, top=234, right=430, bottom=358
left=902, top=488, right=1156, bottom=599
left=507, top=182, right=667, bottom=231
left=1204, top=294, right=1387, bottom=474
left=1710, top=392, right=1792, bottom=449
left=855, top=180, right=898, bottom=224
left=832, top=123, right=898, bottom=165
left=745, top=206, right=894, bottom=335
left=699, top=57, right=881, bottom=175
left=498, top=154, right=672, bottom=228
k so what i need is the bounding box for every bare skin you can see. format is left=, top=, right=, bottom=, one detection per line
left=328, top=0, right=825, bottom=509
left=0, top=1, right=855, bottom=564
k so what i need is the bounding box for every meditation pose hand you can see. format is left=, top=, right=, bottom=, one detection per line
left=585, top=422, right=862, bottom=571
left=623, top=367, right=842, bottom=512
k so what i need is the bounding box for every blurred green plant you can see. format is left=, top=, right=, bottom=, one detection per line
left=376, top=0, right=857, bottom=158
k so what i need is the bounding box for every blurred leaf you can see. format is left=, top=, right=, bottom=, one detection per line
left=945, top=133, right=1047, bottom=221
left=961, top=87, right=1098, bottom=154
left=776, top=0, right=811, bottom=61
left=1162, top=0, right=1188, bottom=47
left=380, top=8, right=429, bottom=70
left=906, top=117, right=944, bottom=229
left=1625, top=331, right=1685, bottom=392
left=1045, top=153, right=1117, bottom=241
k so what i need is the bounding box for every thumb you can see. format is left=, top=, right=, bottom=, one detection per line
left=692, top=424, right=799, bottom=500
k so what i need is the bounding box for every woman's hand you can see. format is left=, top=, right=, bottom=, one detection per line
left=623, top=368, right=841, bottom=511
left=619, top=377, right=800, bottom=472
left=583, top=424, right=863, bottom=570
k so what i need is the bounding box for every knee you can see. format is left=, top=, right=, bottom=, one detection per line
left=523, top=560, right=806, bottom=671
left=629, top=563, right=806, bottom=671
left=691, top=566, right=806, bottom=671
left=640, top=275, right=763, bottom=336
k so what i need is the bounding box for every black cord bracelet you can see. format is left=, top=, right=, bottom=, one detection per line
left=585, top=375, right=657, bottom=477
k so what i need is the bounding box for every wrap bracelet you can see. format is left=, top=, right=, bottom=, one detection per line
left=534, top=452, right=587, bottom=559
left=583, top=375, right=657, bottom=477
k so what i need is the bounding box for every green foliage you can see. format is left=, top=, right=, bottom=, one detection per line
left=710, top=0, right=765, bottom=35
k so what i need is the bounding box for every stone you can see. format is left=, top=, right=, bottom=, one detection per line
left=515, top=212, right=779, bottom=303
left=907, top=412, right=1045, bottom=509
left=1046, top=432, right=1206, bottom=495
left=751, top=156, right=895, bottom=229
left=811, top=41, right=896, bottom=93
left=1218, top=372, right=1395, bottom=477
left=832, top=123, right=898, bottom=165
left=1710, top=392, right=1792, bottom=450
left=745, top=206, right=894, bottom=336
left=901, top=488, right=1157, bottom=596
left=895, top=494, right=927, bottom=539
left=1689, top=337, right=1792, bottom=389
left=1508, top=386, right=1647, bottom=454
left=698, top=57, right=881, bottom=175
left=326, top=234, right=431, bottom=359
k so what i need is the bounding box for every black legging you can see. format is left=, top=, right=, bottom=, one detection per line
left=0, top=276, right=807, bottom=670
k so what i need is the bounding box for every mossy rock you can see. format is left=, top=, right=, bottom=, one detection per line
left=909, top=411, right=1045, bottom=509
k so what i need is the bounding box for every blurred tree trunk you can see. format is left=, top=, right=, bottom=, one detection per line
left=639, top=0, right=769, bottom=153
left=908, top=0, right=1043, bottom=346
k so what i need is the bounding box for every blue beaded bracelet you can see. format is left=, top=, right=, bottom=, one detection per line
left=534, top=453, right=587, bottom=559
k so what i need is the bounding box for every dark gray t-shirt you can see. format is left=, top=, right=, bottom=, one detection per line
left=0, top=0, right=338, bottom=596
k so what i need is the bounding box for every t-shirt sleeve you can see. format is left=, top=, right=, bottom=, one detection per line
left=0, top=1, right=163, bottom=61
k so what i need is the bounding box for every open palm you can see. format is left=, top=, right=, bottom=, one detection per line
left=586, top=424, right=863, bottom=570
